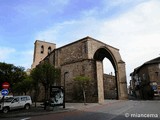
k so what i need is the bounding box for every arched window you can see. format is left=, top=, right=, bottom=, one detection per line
left=41, top=45, right=44, bottom=54
left=48, top=46, right=51, bottom=54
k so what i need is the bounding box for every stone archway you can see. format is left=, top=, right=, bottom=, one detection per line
left=93, top=47, right=128, bottom=103
left=39, top=36, right=128, bottom=103
left=94, top=48, right=118, bottom=100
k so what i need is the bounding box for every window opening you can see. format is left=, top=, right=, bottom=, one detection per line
left=41, top=45, right=44, bottom=54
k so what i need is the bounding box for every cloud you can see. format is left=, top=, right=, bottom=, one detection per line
left=50, top=0, right=70, bottom=11
left=34, top=18, right=103, bottom=46
left=34, top=0, right=160, bottom=82
left=17, top=50, right=34, bottom=69
left=9, top=50, right=34, bottom=69
left=98, top=0, right=160, bottom=81
left=34, top=24, right=63, bottom=43
left=14, top=0, right=70, bottom=17
left=0, top=47, right=16, bottom=62
left=0, top=46, right=33, bottom=69
left=100, top=1, right=160, bottom=63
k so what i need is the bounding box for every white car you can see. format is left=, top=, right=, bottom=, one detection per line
left=0, top=96, right=32, bottom=113
left=0, top=95, right=13, bottom=100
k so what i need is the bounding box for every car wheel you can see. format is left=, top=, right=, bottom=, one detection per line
left=25, top=104, right=30, bottom=110
left=3, top=107, right=9, bottom=113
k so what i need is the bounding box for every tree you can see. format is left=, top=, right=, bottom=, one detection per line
left=30, top=66, right=42, bottom=107
left=30, top=62, right=60, bottom=107
left=21, top=76, right=33, bottom=95
left=74, top=76, right=90, bottom=104
left=0, top=62, right=26, bottom=94
left=13, top=75, right=32, bottom=95
left=40, top=62, right=56, bottom=101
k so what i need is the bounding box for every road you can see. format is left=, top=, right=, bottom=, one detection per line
left=2, top=100, right=160, bottom=120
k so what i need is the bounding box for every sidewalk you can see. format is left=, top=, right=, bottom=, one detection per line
left=0, top=100, right=122, bottom=118
left=66, top=100, right=122, bottom=111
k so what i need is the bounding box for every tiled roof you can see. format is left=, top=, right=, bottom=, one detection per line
left=144, top=57, right=160, bottom=65
left=132, top=57, right=160, bottom=75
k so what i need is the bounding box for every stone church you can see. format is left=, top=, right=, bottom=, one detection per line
left=32, top=36, right=128, bottom=103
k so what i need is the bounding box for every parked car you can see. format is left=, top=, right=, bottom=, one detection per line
left=0, top=95, right=13, bottom=101
left=0, top=96, right=32, bottom=113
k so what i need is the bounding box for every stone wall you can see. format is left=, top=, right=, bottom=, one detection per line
left=38, top=36, right=128, bottom=102
left=61, top=59, right=98, bottom=102
left=55, top=39, right=88, bottom=67
left=103, top=74, right=117, bottom=99
left=32, top=40, right=56, bottom=69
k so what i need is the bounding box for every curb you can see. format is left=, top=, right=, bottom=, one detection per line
left=0, top=107, right=75, bottom=118
left=0, top=100, right=124, bottom=118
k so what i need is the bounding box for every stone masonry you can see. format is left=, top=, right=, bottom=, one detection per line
left=103, top=74, right=117, bottom=99
left=31, top=40, right=56, bottom=69
left=33, top=36, right=128, bottom=103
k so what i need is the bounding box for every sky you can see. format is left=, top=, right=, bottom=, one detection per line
left=0, top=0, right=160, bottom=84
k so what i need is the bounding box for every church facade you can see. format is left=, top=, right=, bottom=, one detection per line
left=32, top=36, right=128, bottom=103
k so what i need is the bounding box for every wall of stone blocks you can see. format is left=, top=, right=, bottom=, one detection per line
left=54, top=39, right=88, bottom=67
left=32, top=40, right=56, bottom=69
left=61, top=59, right=98, bottom=102
left=38, top=36, right=128, bottom=102
left=103, top=74, right=117, bottom=99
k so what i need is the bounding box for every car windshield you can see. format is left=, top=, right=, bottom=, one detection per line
left=4, top=97, right=14, bottom=102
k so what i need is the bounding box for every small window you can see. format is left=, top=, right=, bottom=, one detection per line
left=143, top=73, right=146, bottom=80
left=82, top=42, right=88, bottom=54
left=84, top=42, right=88, bottom=53
left=21, top=97, right=26, bottom=101
left=48, top=46, right=51, bottom=54
left=26, top=96, right=31, bottom=100
left=13, top=98, right=19, bottom=102
left=41, top=45, right=44, bottom=54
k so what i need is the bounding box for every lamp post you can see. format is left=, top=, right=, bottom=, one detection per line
left=63, top=72, right=68, bottom=108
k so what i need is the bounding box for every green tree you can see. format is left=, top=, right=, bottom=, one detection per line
left=30, top=66, right=42, bottom=107
left=13, top=75, right=32, bottom=95
left=21, top=76, right=33, bottom=95
left=74, top=76, right=90, bottom=104
left=30, top=62, right=60, bottom=106
left=0, top=62, right=26, bottom=94
left=40, top=62, right=56, bottom=101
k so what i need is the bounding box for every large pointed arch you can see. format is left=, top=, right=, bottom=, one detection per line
left=93, top=47, right=117, bottom=71
left=93, top=47, right=119, bottom=101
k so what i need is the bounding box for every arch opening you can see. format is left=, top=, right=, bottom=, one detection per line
left=94, top=48, right=118, bottom=100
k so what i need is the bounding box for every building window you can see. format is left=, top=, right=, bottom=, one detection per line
left=84, top=42, right=88, bottom=53
left=48, top=46, right=51, bottom=54
left=41, top=45, right=44, bottom=54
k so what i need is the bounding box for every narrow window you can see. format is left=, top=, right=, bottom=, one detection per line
left=84, top=42, right=88, bottom=53
left=41, top=45, right=44, bottom=54
left=143, top=73, right=146, bottom=80
left=48, top=46, right=51, bottom=54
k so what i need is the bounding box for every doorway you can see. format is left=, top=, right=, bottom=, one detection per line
left=103, top=58, right=117, bottom=99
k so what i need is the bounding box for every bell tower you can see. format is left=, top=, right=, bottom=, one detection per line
left=31, top=40, right=56, bottom=69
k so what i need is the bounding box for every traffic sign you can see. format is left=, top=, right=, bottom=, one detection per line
left=1, top=89, right=9, bottom=96
left=2, top=82, right=10, bottom=89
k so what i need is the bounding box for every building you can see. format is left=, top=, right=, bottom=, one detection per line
left=31, top=40, right=56, bottom=69
left=130, top=57, right=160, bottom=99
left=103, top=74, right=117, bottom=99
left=32, top=36, right=128, bottom=103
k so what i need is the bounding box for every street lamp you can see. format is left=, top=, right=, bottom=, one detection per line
left=63, top=72, right=68, bottom=108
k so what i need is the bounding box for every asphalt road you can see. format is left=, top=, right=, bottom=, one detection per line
left=1, top=100, right=160, bottom=120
